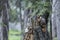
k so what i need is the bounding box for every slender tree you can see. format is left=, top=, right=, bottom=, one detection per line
left=16, top=0, right=24, bottom=30
left=1, top=0, right=9, bottom=40
left=0, top=5, right=3, bottom=40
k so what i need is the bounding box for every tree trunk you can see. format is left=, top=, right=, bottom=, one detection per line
left=2, top=0, right=9, bottom=40
left=0, top=16, right=3, bottom=40
left=52, top=0, right=60, bottom=40
left=24, top=9, right=29, bottom=32
left=50, top=14, right=52, bottom=40
left=19, top=0, right=23, bottom=30
left=51, top=13, right=57, bottom=39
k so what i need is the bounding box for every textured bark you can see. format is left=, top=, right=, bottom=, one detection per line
left=52, top=0, right=60, bottom=40
left=24, top=9, right=31, bottom=32
left=24, top=9, right=28, bottom=32
left=1, top=0, right=9, bottom=40
left=51, top=14, right=57, bottom=38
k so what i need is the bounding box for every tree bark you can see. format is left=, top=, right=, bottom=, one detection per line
left=0, top=16, right=3, bottom=40
left=2, top=0, right=9, bottom=40
left=52, top=0, right=60, bottom=40
left=24, top=9, right=29, bottom=32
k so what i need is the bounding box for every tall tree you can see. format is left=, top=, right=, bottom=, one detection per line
left=1, top=0, right=9, bottom=40
left=0, top=11, right=3, bottom=40
left=52, top=0, right=60, bottom=40
left=16, top=0, right=24, bottom=30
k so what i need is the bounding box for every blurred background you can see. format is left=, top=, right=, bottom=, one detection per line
left=0, top=0, right=60, bottom=40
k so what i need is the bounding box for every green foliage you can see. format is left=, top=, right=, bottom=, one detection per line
left=9, top=9, right=18, bottom=22
left=8, top=0, right=52, bottom=22
left=44, top=2, right=50, bottom=7
left=23, top=0, right=51, bottom=18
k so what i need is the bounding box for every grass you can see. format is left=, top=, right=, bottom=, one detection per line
left=9, top=30, right=22, bottom=40
left=9, top=35, right=21, bottom=40
left=53, top=37, right=57, bottom=40
left=9, top=30, right=22, bottom=34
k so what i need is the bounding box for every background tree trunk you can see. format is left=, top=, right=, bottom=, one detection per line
left=24, top=9, right=29, bottom=32
left=0, top=15, right=3, bottom=40
left=19, top=0, right=23, bottom=30
left=2, top=0, right=9, bottom=40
